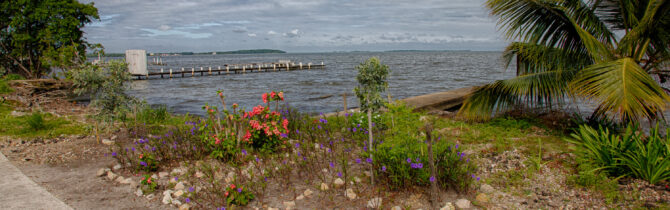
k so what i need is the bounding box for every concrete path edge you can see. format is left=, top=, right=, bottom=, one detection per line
left=0, top=151, right=73, bottom=210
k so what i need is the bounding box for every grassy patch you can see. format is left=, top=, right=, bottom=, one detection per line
left=0, top=104, right=86, bottom=138
left=0, top=74, right=25, bottom=94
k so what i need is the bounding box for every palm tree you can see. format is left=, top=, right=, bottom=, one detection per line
left=459, top=0, right=670, bottom=122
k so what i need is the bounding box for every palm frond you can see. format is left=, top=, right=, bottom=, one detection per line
left=617, top=0, right=670, bottom=59
left=572, top=57, right=670, bottom=121
left=459, top=69, right=576, bottom=121
left=503, top=42, right=593, bottom=75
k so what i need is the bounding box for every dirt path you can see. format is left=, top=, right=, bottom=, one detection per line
left=0, top=135, right=168, bottom=210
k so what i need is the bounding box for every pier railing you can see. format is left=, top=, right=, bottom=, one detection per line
left=133, top=61, right=325, bottom=80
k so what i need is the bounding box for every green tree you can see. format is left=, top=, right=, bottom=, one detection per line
left=459, top=0, right=670, bottom=122
left=354, top=57, right=389, bottom=185
left=0, top=0, right=99, bottom=78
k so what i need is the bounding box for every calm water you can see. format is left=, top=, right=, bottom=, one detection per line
left=127, top=51, right=517, bottom=115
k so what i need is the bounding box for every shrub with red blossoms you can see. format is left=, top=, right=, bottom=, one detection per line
left=244, top=91, right=289, bottom=152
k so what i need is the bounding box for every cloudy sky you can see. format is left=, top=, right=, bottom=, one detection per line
left=82, top=0, right=507, bottom=53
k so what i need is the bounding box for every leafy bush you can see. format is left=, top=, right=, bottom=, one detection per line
left=224, top=183, right=254, bottom=206
left=26, top=112, right=46, bottom=130
left=140, top=174, right=158, bottom=193
left=568, top=125, right=670, bottom=184
left=138, top=153, right=159, bottom=172
left=135, top=104, right=170, bottom=125
left=372, top=102, right=477, bottom=191
left=242, top=91, right=289, bottom=152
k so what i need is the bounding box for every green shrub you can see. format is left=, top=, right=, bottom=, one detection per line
left=140, top=174, right=158, bottom=193
left=26, top=112, right=46, bottom=130
left=135, top=104, right=170, bottom=125
left=567, top=124, right=670, bottom=184
left=224, top=183, right=255, bottom=206
left=372, top=102, right=477, bottom=191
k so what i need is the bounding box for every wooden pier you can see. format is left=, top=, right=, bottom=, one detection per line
left=125, top=49, right=325, bottom=80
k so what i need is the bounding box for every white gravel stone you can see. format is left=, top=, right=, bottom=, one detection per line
left=303, top=189, right=313, bottom=197
left=195, top=171, right=204, bottom=178
left=455, top=199, right=471, bottom=209
left=391, top=206, right=402, bottom=210
left=102, top=139, right=114, bottom=145
left=151, top=174, right=158, bottom=180
left=159, top=171, right=169, bottom=178
left=296, top=195, right=304, bottom=200
left=106, top=171, right=117, bottom=180
left=96, top=168, right=110, bottom=177
left=345, top=188, right=357, bottom=200
left=320, top=183, right=329, bottom=191
left=115, top=176, right=125, bottom=183
left=179, top=204, right=190, bottom=210
left=334, top=178, right=345, bottom=188
left=173, top=190, right=184, bottom=197
left=162, top=193, right=173, bottom=205
left=440, top=202, right=455, bottom=210
left=283, top=201, right=296, bottom=210
left=174, top=182, right=185, bottom=190
left=353, top=177, right=362, bottom=183
left=135, top=188, right=143, bottom=197
left=113, top=164, right=122, bottom=171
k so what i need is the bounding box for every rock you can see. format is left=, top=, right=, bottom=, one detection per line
left=322, top=168, right=328, bottom=173
left=115, top=176, right=126, bottom=183
left=163, top=190, right=174, bottom=196
left=135, top=188, right=143, bottom=197
left=102, top=139, right=114, bottom=145
left=179, top=204, right=190, bottom=210
left=363, top=171, right=371, bottom=177
left=455, top=199, right=471, bottom=209
left=195, top=171, right=204, bottom=178
left=367, top=197, right=382, bottom=208
left=129, top=180, right=138, bottom=189
left=333, top=178, right=345, bottom=188
left=151, top=174, right=158, bottom=180
left=480, top=184, right=495, bottom=194
left=113, top=164, right=122, bottom=171
left=146, top=194, right=155, bottom=200
left=174, top=182, right=185, bottom=190
left=159, top=171, right=169, bottom=178
left=111, top=135, right=118, bottom=140
left=162, top=193, right=173, bottom=205
left=354, top=177, right=362, bottom=183
left=303, top=189, right=313, bottom=197
left=242, top=169, right=251, bottom=179
left=296, top=195, right=305, bottom=200
left=440, top=202, right=455, bottom=210
left=320, top=183, right=329, bottom=191
left=345, top=188, right=357, bottom=200
left=391, top=206, right=402, bottom=210
left=283, top=201, right=296, bottom=210
left=225, top=172, right=235, bottom=183
left=268, top=208, right=279, bottom=210
left=97, top=168, right=110, bottom=177
left=120, top=178, right=132, bottom=184
left=476, top=193, right=489, bottom=203
left=172, top=200, right=182, bottom=206
left=173, top=190, right=184, bottom=197
left=107, top=171, right=118, bottom=181
left=172, top=168, right=186, bottom=175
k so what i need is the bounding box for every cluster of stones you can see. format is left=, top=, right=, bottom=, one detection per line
left=97, top=165, right=192, bottom=210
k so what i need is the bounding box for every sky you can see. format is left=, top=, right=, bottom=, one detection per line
left=82, top=0, right=507, bottom=53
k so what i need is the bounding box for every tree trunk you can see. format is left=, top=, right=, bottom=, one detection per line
left=367, top=97, right=374, bottom=186
left=425, top=123, right=438, bottom=207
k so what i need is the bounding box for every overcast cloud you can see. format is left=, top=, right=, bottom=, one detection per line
left=82, top=0, right=506, bottom=53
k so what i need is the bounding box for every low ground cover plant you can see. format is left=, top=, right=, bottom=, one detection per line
left=568, top=124, right=670, bottom=184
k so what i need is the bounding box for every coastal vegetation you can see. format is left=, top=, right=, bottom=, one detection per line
left=459, top=0, right=670, bottom=123
left=0, top=0, right=100, bottom=79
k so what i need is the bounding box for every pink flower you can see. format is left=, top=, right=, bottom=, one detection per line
left=278, top=92, right=284, bottom=100
left=262, top=93, right=268, bottom=103
left=270, top=91, right=276, bottom=99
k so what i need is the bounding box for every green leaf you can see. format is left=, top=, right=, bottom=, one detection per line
left=571, top=57, right=670, bottom=121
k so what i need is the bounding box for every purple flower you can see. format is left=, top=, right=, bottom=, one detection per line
left=174, top=177, right=178, bottom=181
left=329, top=162, right=334, bottom=168
left=327, top=148, right=332, bottom=153
left=337, top=172, right=342, bottom=177
left=353, top=128, right=357, bottom=132
left=455, top=144, right=459, bottom=149
left=406, top=158, right=412, bottom=164
left=256, top=157, right=260, bottom=163
left=241, top=149, right=247, bottom=156
left=140, top=161, right=147, bottom=167
left=185, top=198, right=190, bottom=203
left=237, top=188, right=242, bottom=193
left=355, top=158, right=361, bottom=164
left=357, top=124, right=360, bottom=128
left=381, top=166, right=386, bottom=172
left=317, top=125, right=322, bottom=130
left=132, top=147, right=136, bottom=152
left=363, top=145, right=367, bottom=151
left=430, top=176, right=435, bottom=182
left=112, top=152, right=117, bottom=157
left=295, top=143, right=300, bottom=148
left=415, top=158, right=420, bottom=162
left=280, top=133, right=288, bottom=138
left=151, top=147, right=156, bottom=151
left=477, top=176, right=480, bottom=181
left=264, top=177, right=268, bottom=182
left=296, top=129, right=300, bottom=134
left=366, top=158, right=372, bottom=163
left=189, top=187, right=194, bottom=192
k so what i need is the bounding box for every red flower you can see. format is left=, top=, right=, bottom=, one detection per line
left=147, top=177, right=152, bottom=184
left=224, top=191, right=229, bottom=197
left=219, top=92, right=224, bottom=97
left=262, top=93, right=268, bottom=103
left=139, top=154, right=143, bottom=159
left=270, top=91, right=276, bottom=99
left=230, top=184, right=236, bottom=189
left=278, top=92, right=284, bottom=101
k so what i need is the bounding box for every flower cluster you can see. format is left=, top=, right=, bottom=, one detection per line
left=262, top=91, right=284, bottom=103
left=242, top=92, right=289, bottom=152
left=223, top=183, right=254, bottom=206
left=140, top=174, right=158, bottom=193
